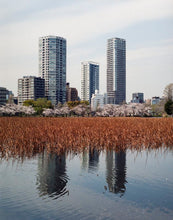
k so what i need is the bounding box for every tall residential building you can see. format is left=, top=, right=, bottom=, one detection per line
left=66, top=83, right=78, bottom=102
left=107, top=37, right=126, bottom=104
left=39, top=36, right=66, bottom=105
left=18, top=76, right=45, bottom=104
left=81, top=61, right=99, bottom=103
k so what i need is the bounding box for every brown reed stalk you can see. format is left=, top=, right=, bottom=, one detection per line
left=0, top=117, right=173, bottom=159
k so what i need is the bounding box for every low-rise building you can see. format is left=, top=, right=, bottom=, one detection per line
left=13, top=97, right=18, bottom=105
left=91, top=90, right=104, bottom=111
left=18, top=76, right=45, bottom=104
left=131, top=93, right=144, bottom=103
left=0, top=87, right=9, bottom=105
left=151, top=96, right=160, bottom=105
left=66, top=83, right=78, bottom=102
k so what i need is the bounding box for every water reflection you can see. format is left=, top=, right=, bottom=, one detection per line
left=81, top=148, right=100, bottom=172
left=36, top=149, right=127, bottom=199
left=89, top=148, right=100, bottom=171
left=106, top=151, right=127, bottom=197
left=36, top=151, right=69, bottom=199
left=1, top=148, right=173, bottom=220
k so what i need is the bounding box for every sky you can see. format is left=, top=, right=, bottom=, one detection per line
left=0, top=0, right=173, bottom=102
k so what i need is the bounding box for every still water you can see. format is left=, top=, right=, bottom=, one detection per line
left=0, top=149, right=173, bottom=220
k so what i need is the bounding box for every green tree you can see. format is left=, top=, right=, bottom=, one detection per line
left=80, top=100, right=89, bottom=105
left=164, top=83, right=173, bottom=101
left=34, top=98, right=53, bottom=109
left=23, top=99, right=35, bottom=107
left=23, top=98, right=53, bottom=115
left=151, top=102, right=165, bottom=117
left=67, top=100, right=89, bottom=108
left=164, top=100, right=173, bottom=115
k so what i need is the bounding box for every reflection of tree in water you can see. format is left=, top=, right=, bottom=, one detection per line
left=106, top=150, right=127, bottom=197
left=81, top=148, right=100, bottom=172
left=36, top=151, right=69, bottom=199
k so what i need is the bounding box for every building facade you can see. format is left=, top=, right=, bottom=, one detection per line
left=107, top=37, right=126, bottom=104
left=39, top=36, right=66, bottom=105
left=81, top=61, right=99, bottom=103
left=151, top=96, right=160, bottom=105
left=131, top=93, right=144, bottom=103
left=0, top=87, right=9, bottom=105
left=18, top=76, right=45, bottom=104
left=91, top=90, right=104, bottom=111
left=66, top=83, right=78, bottom=102
left=104, top=93, right=108, bottom=105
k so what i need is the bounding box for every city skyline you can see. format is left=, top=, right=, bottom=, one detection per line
left=0, top=0, right=173, bottom=102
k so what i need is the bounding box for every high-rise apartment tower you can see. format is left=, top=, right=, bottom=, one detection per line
left=107, top=38, right=126, bottom=104
left=81, top=61, right=99, bottom=103
left=39, top=36, right=66, bottom=105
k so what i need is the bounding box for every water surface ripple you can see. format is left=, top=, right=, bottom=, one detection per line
left=0, top=148, right=173, bottom=220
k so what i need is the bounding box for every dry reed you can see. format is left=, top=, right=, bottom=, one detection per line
left=0, top=117, right=173, bottom=159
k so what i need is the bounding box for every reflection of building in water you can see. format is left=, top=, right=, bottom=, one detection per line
left=81, top=148, right=100, bottom=172
left=88, top=148, right=100, bottom=171
left=36, top=151, right=69, bottom=199
left=106, top=150, right=127, bottom=196
left=81, top=150, right=88, bottom=171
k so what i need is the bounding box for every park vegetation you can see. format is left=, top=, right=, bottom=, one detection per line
left=0, top=102, right=152, bottom=117
left=164, top=83, right=173, bottom=116
left=23, top=98, right=53, bottom=114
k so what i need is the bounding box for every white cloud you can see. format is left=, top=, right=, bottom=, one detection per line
left=1, top=0, right=173, bottom=45
left=127, top=44, right=173, bottom=61
left=126, top=43, right=173, bottom=101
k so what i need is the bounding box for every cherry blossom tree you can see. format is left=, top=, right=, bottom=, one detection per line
left=0, top=104, right=36, bottom=116
left=95, top=103, right=152, bottom=117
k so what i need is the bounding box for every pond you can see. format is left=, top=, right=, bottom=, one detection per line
left=0, top=148, right=173, bottom=220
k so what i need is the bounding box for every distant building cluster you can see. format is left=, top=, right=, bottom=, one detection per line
left=17, top=36, right=127, bottom=106
left=0, top=35, right=164, bottom=107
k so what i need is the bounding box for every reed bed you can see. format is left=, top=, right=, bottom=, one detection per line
left=0, top=117, right=173, bottom=159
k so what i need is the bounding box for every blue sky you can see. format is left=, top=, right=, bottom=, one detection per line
left=0, top=0, right=173, bottom=102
